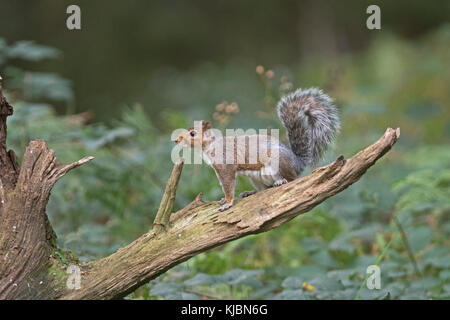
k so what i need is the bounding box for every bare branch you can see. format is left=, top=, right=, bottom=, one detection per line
left=153, top=158, right=185, bottom=233
left=53, top=156, right=95, bottom=181
left=59, top=127, right=399, bottom=300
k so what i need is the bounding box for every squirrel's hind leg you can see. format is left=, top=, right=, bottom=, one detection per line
left=239, top=177, right=267, bottom=198
left=273, top=178, right=288, bottom=187
left=214, top=165, right=237, bottom=212
left=240, top=190, right=257, bottom=198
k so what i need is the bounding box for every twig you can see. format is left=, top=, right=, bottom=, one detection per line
left=152, top=158, right=184, bottom=233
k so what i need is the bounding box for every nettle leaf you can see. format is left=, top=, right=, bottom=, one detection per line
left=444, top=284, right=450, bottom=293
left=410, top=277, right=441, bottom=290
left=160, top=293, right=182, bottom=300
left=273, top=289, right=309, bottom=300
left=439, top=270, right=450, bottom=280
left=329, top=238, right=356, bottom=254
left=7, top=40, right=61, bottom=61
left=358, top=288, right=390, bottom=300
left=400, top=287, right=428, bottom=300
left=281, top=277, right=303, bottom=289
left=290, top=265, right=326, bottom=279
left=309, top=275, right=344, bottom=291
left=422, top=246, right=449, bottom=260
left=408, top=226, right=432, bottom=254
left=349, top=254, right=377, bottom=269
left=318, top=288, right=356, bottom=300
left=384, top=282, right=406, bottom=299
left=442, top=222, right=450, bottom=235
left=220, top=269, right=264, bottom=287
left=181, top=292, right=201, bottom=300
left=300, top=237, right=324, bottom=252
left=343, top=225, right=379, bottom=242
left=84, top=127, right=135, bottom=150
left=386, top=269, right=408, bottom=279
left=393, top=168, right=450, bottom=215
left=429, top=256, right=450, bottom=269
left=327, top=269, right=360, bottom=287
left=311, top=251, right=339, bottom=269
left=150, top=282, right=183, bottom=297
left=396, top=210, right=414, bottom=229
left=248, top=283, right=278, bottom=300
left=27, top=72, right=73, bottom=101
left=183, top=273, right=218, bottom=286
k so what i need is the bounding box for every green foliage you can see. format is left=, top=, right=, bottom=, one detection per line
left=1, top=26, right=449, bottom=300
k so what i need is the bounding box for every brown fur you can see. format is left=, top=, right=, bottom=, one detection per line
left=175, top=121, right=299, bottom=210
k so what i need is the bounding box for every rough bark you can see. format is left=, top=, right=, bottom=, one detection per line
left=0, top=78, right=93, bottom=299
left=152, top=158, right=184, bottom=234
left=0, top=77, right=400, bottom=299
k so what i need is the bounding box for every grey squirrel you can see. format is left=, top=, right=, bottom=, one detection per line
left=174, top=88, right=340, bottom=211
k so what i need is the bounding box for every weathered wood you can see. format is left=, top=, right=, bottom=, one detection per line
left=0, top=76, right=19, bottom=192
left=0, top=78, right=93, bottom=299
left=0, top=140, right=94, bottom=299
left=152, top=158, right=184, bottom=233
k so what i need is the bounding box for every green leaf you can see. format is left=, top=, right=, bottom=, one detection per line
left=274, top=289, right=309, bottom=300
left=281, top=277, right=303, bottom=289
left=428, top=256, right=450, bottom=269
left=150, top=282, right=182, bottom=297
left=407, top=226, right=432, bottom=254
left=181, top=292, right=201, bottom=300
left=183, top=273, right=217, bottom=286
left=290, top=265, right=326, bottom=279
left=84, top=127, right=135, bottom=150
left=444, top=284, right=450, bottom=293
left=439, top=270, right=450, bottom=280
left=358, top=288, right=390, bottom=300
left=311, top=251, right=339, bottom=269
left=329, top=238, right=356, bottom=254
left=410, top=277, right=441, bottom=290
left=309, top=275, right=344, bottom=291
left=7, top=40, right=61, bottom=61
left=327, top=269, right=360, bottom=287
left=300, top=237, right=324, bottom=252
left=220, top=269, right=263, bottom=287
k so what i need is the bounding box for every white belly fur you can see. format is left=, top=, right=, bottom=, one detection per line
left=238, top=163, right=282, bottom=188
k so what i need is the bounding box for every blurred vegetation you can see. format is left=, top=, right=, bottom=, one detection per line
left=1, top=0, right=450, bottom=119
left=1, top=22, right=449, bottom=299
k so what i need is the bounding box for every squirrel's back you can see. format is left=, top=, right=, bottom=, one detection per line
left=277, top=88, right=340, bottom=173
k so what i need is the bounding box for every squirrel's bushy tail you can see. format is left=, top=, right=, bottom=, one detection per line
left=277, top=88, right=340, bottom=172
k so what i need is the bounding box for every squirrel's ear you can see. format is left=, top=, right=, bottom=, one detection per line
left=202, top=120, right=211, bottom=131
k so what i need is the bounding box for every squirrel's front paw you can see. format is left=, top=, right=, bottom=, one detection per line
left=273, top=178, right=288, bottom=187
left=219, top=203, right=233, bottom=212
left=218, top=198, right=226, bottom=205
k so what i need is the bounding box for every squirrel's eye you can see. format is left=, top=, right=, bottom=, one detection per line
left=190, top=131, right=196, bottom=137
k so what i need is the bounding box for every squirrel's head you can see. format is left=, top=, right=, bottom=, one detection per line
left=174, top=120, right=213, bottom=149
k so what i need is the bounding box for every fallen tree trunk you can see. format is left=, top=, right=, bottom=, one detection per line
left=0, top=77, right=400, bottom=299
